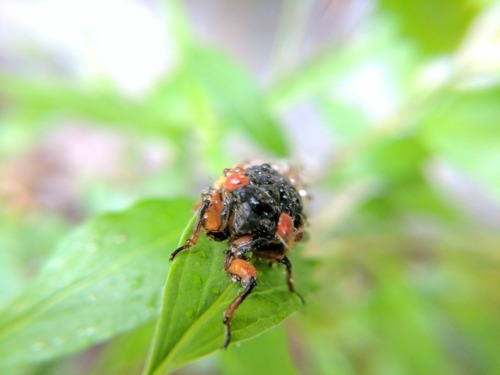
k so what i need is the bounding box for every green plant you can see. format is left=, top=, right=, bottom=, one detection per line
left=1, top=1, right=499, bottom=374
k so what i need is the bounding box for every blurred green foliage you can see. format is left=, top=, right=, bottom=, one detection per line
left=1, top=1, right=500, bottom=374
left=380, top=0, right=479, bottom=55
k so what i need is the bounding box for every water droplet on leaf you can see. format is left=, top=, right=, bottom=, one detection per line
left=30, top=341, right=45, bottom=353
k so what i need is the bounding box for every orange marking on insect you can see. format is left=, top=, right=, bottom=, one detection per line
left=203, top=191, right=223, bottom=231
left=228, top=258, right=258, bottom=284
left=277, top=213, right=295, bottom=244
left=225, top=174, right=249, bottom=191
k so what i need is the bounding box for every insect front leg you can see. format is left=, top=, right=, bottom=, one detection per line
left=169, top=199, right=210, bottom=261
left=223, top=258, right=257, bottom=349
left=223, top=235, right=272, bottom=271
left=223, top=235, right=253, bottom=271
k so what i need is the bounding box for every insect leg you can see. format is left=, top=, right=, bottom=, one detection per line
left=169, top=200, right=210, bottom=261
left=223, top=235, right=268, bottom=272
left=222, top=268, right=257, bottom=349
left=279, top=256, right=305, bottom=304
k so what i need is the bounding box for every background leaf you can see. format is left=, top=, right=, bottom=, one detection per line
left=420, top=87, right=500, bottom=201
left=219, top=326, right=299, bottom=375
left=379, top=0, right=479, bottom=55
left=0, top=75, right=188, bottom=140
left=143, top=215, right=309, bottom=375
left=183, top=48, right=289, bottom=158
left=0, top=199, right=191, bottom=371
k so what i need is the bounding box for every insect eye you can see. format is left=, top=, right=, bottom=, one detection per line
left=225, top=175, right=249, bottom=191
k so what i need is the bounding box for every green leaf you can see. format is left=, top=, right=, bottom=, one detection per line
left=88, top=323, right=155, bottom=375
left=0, top=199, right=192, bottom=371
left=0, top=215, right=69, bottom=308
left=0, top=74, right=188, bottom=140
left=379, top=0, right=479, bottom=56
left=420, top=87, right=500, bottom=201
left=269, top=17, right=418, bottom=112
left=143, top=215, right=307, bottom=375
left=184, top=48, right=289, bottom=157
left=368, top=256, right=452, bottom=374
left=219, top=326, right=299, bottom=375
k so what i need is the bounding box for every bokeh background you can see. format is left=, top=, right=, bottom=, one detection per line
left=1, top=0, right=500, bottom=374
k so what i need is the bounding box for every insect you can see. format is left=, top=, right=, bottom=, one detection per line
left=170, top=162, right=307, bottom=348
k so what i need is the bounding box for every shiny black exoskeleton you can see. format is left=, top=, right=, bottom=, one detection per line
left=227, top=163, right=305, bottom=240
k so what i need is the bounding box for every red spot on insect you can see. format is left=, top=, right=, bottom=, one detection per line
left=277, top=213, right=294, bottom=243
left=225, top=174, right=249, bottom=191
